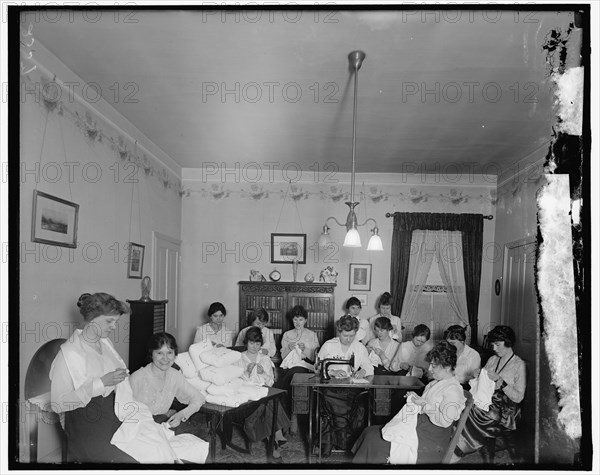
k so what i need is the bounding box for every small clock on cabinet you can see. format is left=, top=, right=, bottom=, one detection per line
left=269, top=270, right=281, bottom=282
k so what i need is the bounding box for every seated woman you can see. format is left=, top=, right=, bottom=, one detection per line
left=366, top=316, right=400, bottom=375
left=352, top=341, right=466, bottom=464
left=344, top=296, right=371, bottom=345
left=316, top=315, right=374, bottom=455
left=129, top=332, right=206, bottom=435
left=193, top=301, right=234, bottom=348
left=443, top=325, right=481, bottom=386
left=50, top=292, right=137, bottom=463
left=276, top=305, right=320, bottom=431
left=368, top=292, right=402, bottom=341
left=234, top=326, right=290, bottom=459
left=235, top=308, right=276, bottom=357
left=451, top=325, right=526, bottom=463
left=390, top=323, right=434, bottom=378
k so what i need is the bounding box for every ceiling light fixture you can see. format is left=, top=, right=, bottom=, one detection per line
left=319, top=51, right=383, bottom=252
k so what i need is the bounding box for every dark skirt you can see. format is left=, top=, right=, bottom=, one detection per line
left=276, top=366, right=311, bottom=411
left=373, top=365, right=404, bottom=376
left=457, top=389, right=521, bottom=455
left=352, top=414, right=453, bottom=465
left=64, top=393, right=137, bottom=464
left=318, top=387, right=369, bottom=456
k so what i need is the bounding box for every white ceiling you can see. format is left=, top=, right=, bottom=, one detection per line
left=25, top=8, right=576, bottom=175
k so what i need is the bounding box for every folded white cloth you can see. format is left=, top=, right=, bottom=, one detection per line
left=280, top=346, right=313, bottom=371
left=111, top=379, right=208, bottom=464
left=237, top=383, right=269, bottom=401
left=206, top=378, right=244, bottom=396
left=469, top=368, right=495, bottom=411
left=175, top=352, right=198, bottom=379
left=186, top=376, right=211, bottom=393
left=199, top=347, right=242, bottom=368
left=381, top=394, right=421, bottom=464
left=368, top=349, right=383, bottom=367
left=199, top=365, right=244, bottom=386
left=205, top=393, right=250, bottom=408
left=188, top=341, right=214, bottom=371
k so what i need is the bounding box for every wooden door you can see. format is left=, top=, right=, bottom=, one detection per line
left=501, top=238, right=539, bottom=462
left=152, top=232, right=181, bottom=340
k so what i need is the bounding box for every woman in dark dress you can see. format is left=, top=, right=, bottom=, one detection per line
left=451, top=325, right=526, bottom=462
left=352, top=341, right=466, bottom=464
left=50, top=292, right=137, bottom=463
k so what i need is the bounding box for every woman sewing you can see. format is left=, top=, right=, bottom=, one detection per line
left=352, top=341, right=466, bottom=464
left=451, top=325, right=526, bottom=462
left=49, top=292, right=137, bottom=463
left=315, top=315, right=374, bottom=456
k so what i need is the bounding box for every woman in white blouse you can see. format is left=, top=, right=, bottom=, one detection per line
left=50, top=292, right=136, bottom=463
left=129, top=332, right=206, bottom=433
left=235, top=308, right=277, bottom=357
left=443, top=325, right=481, bottom=385
left=352, top=341, right=466, bottom=464
left=316, top=315, right=374, bottom=456
left=193, top=302, right=235, bottom=347
left=366, top=316, right=400, bottom=374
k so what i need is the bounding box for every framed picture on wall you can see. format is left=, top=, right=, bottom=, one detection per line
left=127, top=242, right=145, bottom=279
left=349, top=263, right=372, bottom=291
left=31, top=190, right=80, bottom=248
left=271, top=233, right=306, bottom=264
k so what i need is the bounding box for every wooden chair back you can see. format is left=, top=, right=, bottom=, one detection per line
left=441, top=389, right=474, bottom=463
left=24, top=338, right=67, bottom=463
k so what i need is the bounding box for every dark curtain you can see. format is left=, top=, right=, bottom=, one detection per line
left=389, top=213, right=484, bottom=346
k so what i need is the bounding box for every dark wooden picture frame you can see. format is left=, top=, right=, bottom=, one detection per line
left=349, top=263, right=372, bottom=291
left=271, top=233, right=306, bottom=264
left=127, top=242, right=145, bottom=279
left=31, top=190, right=80, bottom=248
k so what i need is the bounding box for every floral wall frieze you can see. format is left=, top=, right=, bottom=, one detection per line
left=181, top=182, right=496, bottom=213
left=22, top=72, right=181, bottom=193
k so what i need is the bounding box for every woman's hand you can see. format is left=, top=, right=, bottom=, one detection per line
left=256, top=364, right=265, bottom=374
left=487, top=370, right=500, bottom=381
left=167, top=410, right=188, bottom=428
left=247, top=363, right=256, bottom=374
left=215, top=343, right=224, bottom=348
left=101, top=368, right=128, bottom=387
left=261, top=348, right=269, bottom=355
left=399, top=362, right=411, bottom=371
left=472, top=368, right=481, bottom=379
left=297, top=342, right=306, bottom=352
left=353, top=368, right=366, bottom=379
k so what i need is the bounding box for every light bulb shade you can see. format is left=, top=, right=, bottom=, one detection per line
left=343, top=227, right=362, bottom=247
left=318, top=232, right=331, bottom=249
left=367, top=234, right=384, bottom=251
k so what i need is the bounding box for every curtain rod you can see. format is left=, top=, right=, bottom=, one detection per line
left=385, top=213, right=493, bottom=220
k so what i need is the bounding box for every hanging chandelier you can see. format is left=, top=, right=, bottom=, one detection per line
left=319, top=51, right=383, bottom=251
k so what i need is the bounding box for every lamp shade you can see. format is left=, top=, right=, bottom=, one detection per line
left=318, top=232, right=332, bottom=249
left=367, top=234, right=384, bottom=251
left=343, top=228, right=362, bottom=247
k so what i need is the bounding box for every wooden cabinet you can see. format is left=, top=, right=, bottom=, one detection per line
left=238, top=281, right=336, bottom=358
left=127, top=299, right=168, bottom=373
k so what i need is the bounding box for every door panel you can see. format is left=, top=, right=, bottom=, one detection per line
left=501, top=239, right=539, bottom=462
left=152, top=232, right=181, bottom=339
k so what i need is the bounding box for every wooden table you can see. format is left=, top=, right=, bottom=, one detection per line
left=291, top=373, right=425, bottom=463
left=199, top=387, right=286, bottom=463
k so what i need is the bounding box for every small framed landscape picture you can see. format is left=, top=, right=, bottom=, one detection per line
left=127, top=242, right=145, bottom=279
left=271, top=233, right=306, bottom=264
left=31, top=190, right=80, bottom=248
left=349, top=263, right=372, bottom=291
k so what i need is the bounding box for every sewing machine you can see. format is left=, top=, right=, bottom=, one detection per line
left=318, top=354, right=355, bottom=380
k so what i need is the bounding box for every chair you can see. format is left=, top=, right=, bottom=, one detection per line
left=24, top=338, right=68, bottom=463
left=480, top=429, right=520, bottom=464
left=441, top=390, right=474, bottom=463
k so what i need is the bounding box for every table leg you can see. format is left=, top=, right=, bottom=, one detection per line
left=308, top=388, right=313, bottom=464
left=266, top=398, right=278, bottom=461
left=208, top=414, right=218, bottom=463
left=317, top=390, right=322, bottom=464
